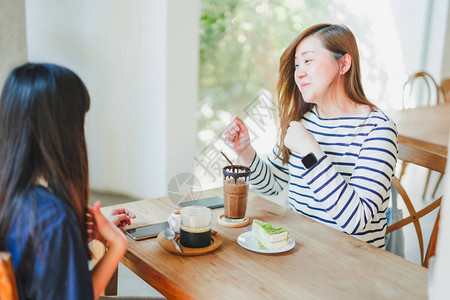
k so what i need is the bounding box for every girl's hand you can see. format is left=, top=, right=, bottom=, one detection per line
left=87, top=206, right=136, bottom=243
left=223, top=116, right=256, bottom=166
left=223, top=116, right=251, bottom=154
left=284, top=121, right=320, bottom=156
left=105, top=208, right=136, bottom=229
left=88, top=201, right=127, bottom=250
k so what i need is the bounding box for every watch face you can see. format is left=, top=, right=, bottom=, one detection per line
left=302, top=153, right=318, bottom=169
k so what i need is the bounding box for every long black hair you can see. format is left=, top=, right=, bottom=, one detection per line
left=0, top=63, right=91, bottom=258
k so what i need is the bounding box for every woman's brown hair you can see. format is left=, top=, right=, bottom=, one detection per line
left=276, top=24, right=374, bottom=164
left=0, top=63, right=91, bottom=258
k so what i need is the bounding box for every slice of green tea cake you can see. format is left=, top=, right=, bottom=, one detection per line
left=252, top=219, right=289, bottom=250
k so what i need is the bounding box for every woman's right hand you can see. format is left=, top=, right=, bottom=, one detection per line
left=223, top=116, right=256, bottom=166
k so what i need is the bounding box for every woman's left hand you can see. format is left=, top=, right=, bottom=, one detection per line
left=284, top=121, right=320, bottom=156
left=90, top=201, right=128, bottom=249
left=105, top=208, right=136, bottom=229
left=86, top=206, right=136, bottom=243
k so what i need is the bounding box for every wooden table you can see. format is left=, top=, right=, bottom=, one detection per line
left=387, top=103, right=450, bottom=157
left=98, top=188, right=428, bottom=299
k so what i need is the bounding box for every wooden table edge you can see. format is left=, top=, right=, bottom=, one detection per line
left=398, top=135, right=448, bottom=156
left=121, top=249, right=196, bottom=300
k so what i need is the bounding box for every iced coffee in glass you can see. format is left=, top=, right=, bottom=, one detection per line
left=223, top=165, right=251, bottom=222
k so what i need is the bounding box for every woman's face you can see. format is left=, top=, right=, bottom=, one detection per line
left=294, top=35, right=340, bottom=104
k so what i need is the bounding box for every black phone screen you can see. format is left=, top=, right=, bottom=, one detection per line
left=125, top=222, right=169, bottom=240
left=178, top=196, right=224, bottom=209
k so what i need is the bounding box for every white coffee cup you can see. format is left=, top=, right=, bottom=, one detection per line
left=168, top=210, right=181, bottom=233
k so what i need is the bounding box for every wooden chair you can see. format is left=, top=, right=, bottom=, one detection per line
left=399, top=71, right=445, bottom=198
left=387, top=144, right=447, bottom=267
left=424, top=77, right=450, bottom=198
left=401, top=71, right=443, bottom=108
left=441, top=78, right=450, bottom=103
left=0, top=252, right=19, bottom=300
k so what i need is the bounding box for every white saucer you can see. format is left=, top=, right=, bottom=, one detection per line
left=237, top=231, right=295, bottom=254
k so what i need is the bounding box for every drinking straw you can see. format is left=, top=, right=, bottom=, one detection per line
left=220, top=151, right=235, bottom=172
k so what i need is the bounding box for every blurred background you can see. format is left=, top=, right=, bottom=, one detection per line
left=1, top=0, right=449, bottom=198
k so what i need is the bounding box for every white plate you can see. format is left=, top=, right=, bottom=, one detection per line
left=237, top=231, right=295, bottom=254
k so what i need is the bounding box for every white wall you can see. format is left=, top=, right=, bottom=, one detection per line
left=423, top=0, right=449, bottom=81
left=442, top=3, right=450, bottom=79
left=390, top=0, right=430, bottom=76
left=390, top=0, right=449, bottom=81
left=26, top=0, right=199, bottom=199
left=0, top=0, right=27, bottom=87
left=166, top=0, right=199, bottom=189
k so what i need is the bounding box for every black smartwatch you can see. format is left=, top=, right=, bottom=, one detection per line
left=302, top=152, right=318, bottom=169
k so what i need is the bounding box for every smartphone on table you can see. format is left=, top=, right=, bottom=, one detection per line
left=125, top=222, right=169, bottom=240
left=178, top=196, right=224, bottom=209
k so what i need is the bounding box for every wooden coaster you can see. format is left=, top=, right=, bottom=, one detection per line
left=157, top=230, right=222, bottom=256
left=217, top=214, right=249, bottom=228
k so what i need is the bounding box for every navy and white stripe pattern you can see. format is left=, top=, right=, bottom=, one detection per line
left=249, top=107, right=398, bottom=248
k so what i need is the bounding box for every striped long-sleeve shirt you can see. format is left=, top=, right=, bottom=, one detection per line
left=249, top=107, right=398, bottom=248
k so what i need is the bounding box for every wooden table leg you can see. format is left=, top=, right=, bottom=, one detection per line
left=93, top=240, right=118, bottom=296
left=104, top=267, right=118, bottom=296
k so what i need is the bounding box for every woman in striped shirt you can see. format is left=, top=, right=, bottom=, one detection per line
left=224, top=24, right=398, bottom=248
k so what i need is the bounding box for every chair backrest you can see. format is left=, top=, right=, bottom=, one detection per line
left=0, top=252, right=19, bottom=300
left=398, top=143, right=447, bottom=174
left=402, top=71, right=443, bottom=108
left=441, top=78, right=450, bottom=103
left=388, top=144, right=447, bottom=267
left=387, top=177, right=441, bottom=268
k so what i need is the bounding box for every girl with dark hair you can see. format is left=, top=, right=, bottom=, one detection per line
left=0, top=63, right=135, bottom=299
left=224, top=24, right=398, bottom=248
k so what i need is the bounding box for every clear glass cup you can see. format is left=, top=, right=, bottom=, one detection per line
left=223, top=165, right=251, bottom=222
left=179, top=206, right=212, bottom=248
